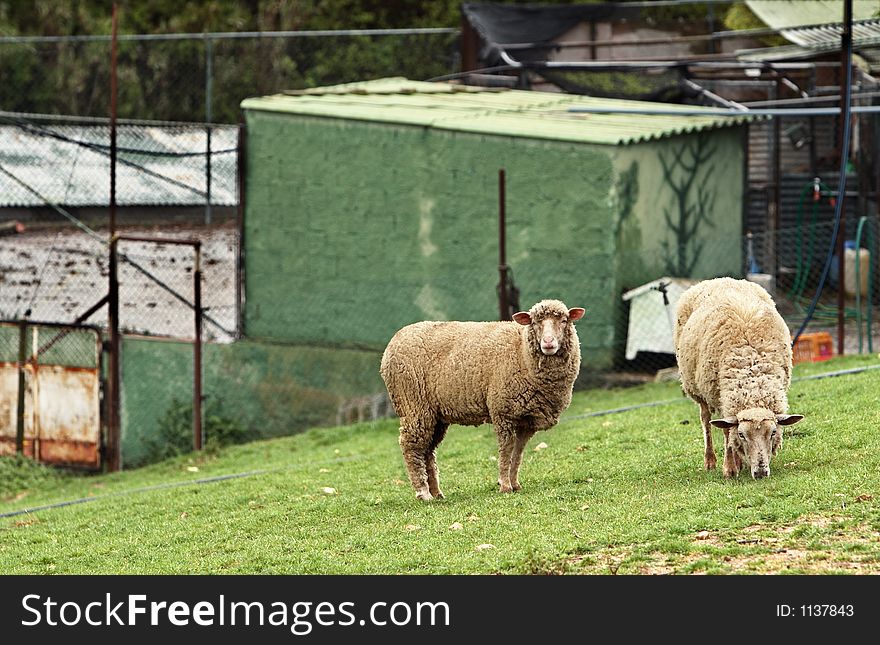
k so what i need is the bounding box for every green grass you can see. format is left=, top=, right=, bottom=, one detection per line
left=2, top=355, right=879, bottom=574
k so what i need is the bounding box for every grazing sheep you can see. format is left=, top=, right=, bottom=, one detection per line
left=673, top=277, right=803, bottom=479
left=380, top=299, right=585, bottom=500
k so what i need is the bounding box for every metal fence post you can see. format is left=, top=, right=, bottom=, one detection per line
left=107, top=235, right=121, bottom=472
left=194, top=241, right=203, bottom=451
left=498, top=168, right=508, bottom=321
left=15, top=320, right=27, bottom=455
left=205, top=35, right=213, bottom=226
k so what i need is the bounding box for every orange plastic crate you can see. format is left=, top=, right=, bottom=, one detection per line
left=792, top=332, right=834, bottom=364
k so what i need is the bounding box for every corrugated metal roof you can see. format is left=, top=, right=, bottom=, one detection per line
left=241, top=77, right=753, bottom=146
left=740, top=0, right=880, bottom=70
left=745, top=1, right=879, bottom=34
left=0, top=124, right=237, bottom=208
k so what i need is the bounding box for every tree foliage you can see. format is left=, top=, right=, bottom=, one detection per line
left=0, top=0, right=469, bottom=121
left=0, top=1, right=766, bottom=122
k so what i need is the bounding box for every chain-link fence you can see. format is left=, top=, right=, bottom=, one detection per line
left=0, top=114, right=238, bottom=216
left=0, top=30, right=460, bottom=123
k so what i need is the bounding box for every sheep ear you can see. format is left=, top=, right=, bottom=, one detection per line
left=776, top=414, right=804, bottom=426
left=512, top=312, right=532, bottom=325
left=568, top=307, right=585, bottom=321
left=709, top=417, right=738, bottom=429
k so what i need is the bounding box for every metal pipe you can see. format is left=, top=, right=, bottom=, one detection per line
left=498, top=169, right=508, bottom=322
left=498, top=17, right=880, bottom=50
left=16, top=321, right=27, bottom=455
left=0, top=27, right=459, bottom=45
left=838, top=0, right=853, bottom=357
left=772, top=77, right=782, bottom=280
left=107, top=235, right=121, bottom=472
left=236, top=118, right=246, bottom=339
left=110, top=3, right=118, bottom=236
left=0, top=109, right=229, bottom=128
left=742, top=89, right=880, bottom=107
left=106, top=3, right=121, bottom=473
left=205, top=36, right=213, bottom=226
left=194, top=242, right=203, bottom=452
left=114, top=234, right=200, bottom=246
left=566, top=105, right=880, bottom=116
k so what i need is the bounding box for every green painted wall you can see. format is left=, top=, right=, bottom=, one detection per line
left=244, top=111, right=618, bottom=368
left=243, top=111, right=744, bottom=373
left=611, top=127, right=745, bottom=290
left=120, top=336, right=382, bottom=467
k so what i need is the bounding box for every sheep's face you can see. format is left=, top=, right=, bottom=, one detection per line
left=711, top=409, right=804, bottom=479
left=513, top=300, right=585, bottom=356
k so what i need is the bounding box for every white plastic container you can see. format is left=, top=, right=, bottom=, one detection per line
left=844, top=247, right=870, bottom=297
left=746, top=272, right=775, bottom=297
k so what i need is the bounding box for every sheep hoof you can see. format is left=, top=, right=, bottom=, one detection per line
left=705, top=456, right=717, bottom=470
left=511, top=482, right=522, bottom=492
left=431, top=490, right=445, bottom=500
left=415, top=490, right=434, bottom=501
left=723, top=469, right=738, bottom=480
left=499, top=483, right=514, bottom=493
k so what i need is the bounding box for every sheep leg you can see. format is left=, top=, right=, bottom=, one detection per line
left=508, top=428, right=537, bottom=492
left=399, top=420, right=435, bottom=501
left=425, top=421, right=448, bottom=500
left=721, top=428, right=740, bottom=479
left=698, top=400, right=716, bottom=470
left=495, top=424, right=517, bottom=493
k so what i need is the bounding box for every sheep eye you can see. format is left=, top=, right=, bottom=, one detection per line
left=737, top=431, right=745, bottom=440
left=771, top=428, right=777, bottom=437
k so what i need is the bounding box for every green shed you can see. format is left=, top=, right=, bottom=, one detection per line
left=240, top=77, right=751, bottom=372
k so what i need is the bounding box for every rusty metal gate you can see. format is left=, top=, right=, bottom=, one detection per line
left=0, top=321, right=103, bottom=469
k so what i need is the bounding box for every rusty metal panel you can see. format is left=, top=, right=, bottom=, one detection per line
left=0, top=322, right=102, bottom=469
left=33, top=364, right=101, bottom=468
left=0, top=361, right=34, bottom=456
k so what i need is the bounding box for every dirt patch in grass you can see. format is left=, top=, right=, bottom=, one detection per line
left=562, top=513, right=880, bottom=575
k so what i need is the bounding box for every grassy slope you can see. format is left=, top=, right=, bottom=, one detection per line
left=1, top=355, right=879, bottom=574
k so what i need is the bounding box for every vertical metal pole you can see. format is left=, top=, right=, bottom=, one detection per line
left=809, top=66, right=817, bottom=178
left=15, top=321, right=27, bottom=455
left=771, top=76, right=781, bottom=279
left=107, top=236, right=121, bottom=472
left=498, top=169, right=508, bottom=321
left=205, top=36, right=213, bottom=226
left=235, top=118, right=246, bottom=339
left=106, top=3, right=121, bottom=472
left=110, top=3, right=118, bottom=235
left=193, top=243, right=203, bottom=451
left=838, top=0, right=852, bottom=356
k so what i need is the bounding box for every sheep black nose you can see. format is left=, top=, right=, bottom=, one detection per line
left=753, top=468, right=768, bottom=479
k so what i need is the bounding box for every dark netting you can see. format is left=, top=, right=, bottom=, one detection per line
left=462, top=3, right=692, bottom=101
left=538, top=68, right=690, bottom=102
left=462, top=2, right=637, bottom=64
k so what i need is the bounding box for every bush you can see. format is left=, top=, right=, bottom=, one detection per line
left=0, top=454, right=63, bottom=500
left=149, top=398, right=254, bottom=463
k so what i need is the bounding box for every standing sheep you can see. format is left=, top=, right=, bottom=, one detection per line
left=380, top=299, right=585, bottom=500
left=673, top=277, right=803, bottom=479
